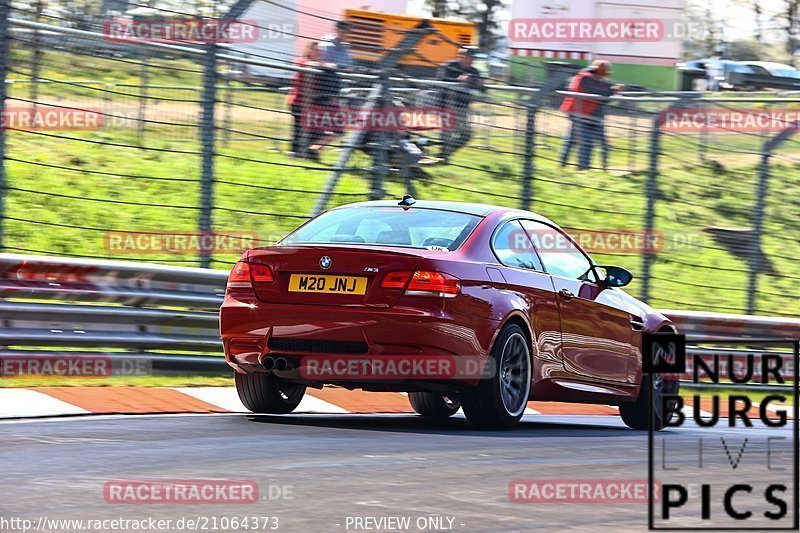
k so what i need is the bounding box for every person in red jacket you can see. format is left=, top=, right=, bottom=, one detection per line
left=286, top=42, right=320, bottom=158
left=559, top=60, right=622, bottom=170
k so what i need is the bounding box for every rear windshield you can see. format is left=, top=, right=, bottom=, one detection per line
left=281, top=207, right=482, bottom=251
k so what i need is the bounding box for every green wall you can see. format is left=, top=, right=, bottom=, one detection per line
left=510, top=56, right=679, bottom=91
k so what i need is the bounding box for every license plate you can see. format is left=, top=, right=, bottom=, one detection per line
left=288, top=274, right=367, bottom=295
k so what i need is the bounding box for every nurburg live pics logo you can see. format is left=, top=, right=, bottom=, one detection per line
left=644, top=333, right=799, bottom=530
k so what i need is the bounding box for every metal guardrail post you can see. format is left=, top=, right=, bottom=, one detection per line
left=0, top=0, right=9, bottom=252
left=199, top=43, right=218, bottom=269
left=746, top=121, right=800, bottom=314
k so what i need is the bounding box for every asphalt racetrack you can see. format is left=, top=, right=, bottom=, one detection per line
left=0, top=412, right=796, bottom=532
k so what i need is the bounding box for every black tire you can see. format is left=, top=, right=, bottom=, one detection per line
left=462, top=324, right=532, bottom=428
left=619, top=373, right=680, bottom=430
left=408, top=392, right=461, bottom=418
left=234, top=371, right=306, bottom=414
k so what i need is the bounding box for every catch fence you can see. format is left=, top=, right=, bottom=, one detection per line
left=1, top=0, right=799, bottom=317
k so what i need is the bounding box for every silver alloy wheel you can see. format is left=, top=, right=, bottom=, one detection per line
left=498, top=332, right=531, bottom=417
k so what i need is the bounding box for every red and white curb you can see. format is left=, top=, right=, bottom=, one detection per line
left=0, top=387, right=790, bottom=420
left=0, top=387, right=618, bottom=419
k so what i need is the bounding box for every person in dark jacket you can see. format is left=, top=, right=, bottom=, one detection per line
left=437, top=46, right=486, bottom=161
left=559, top=60, right=622, bottom=170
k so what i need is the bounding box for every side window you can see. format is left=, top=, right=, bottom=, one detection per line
left=520, top=220, right=597, bottom=282
left=491, top=221, right=544, bottom=271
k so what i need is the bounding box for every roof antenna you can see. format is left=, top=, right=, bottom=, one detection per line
left=398, top=194, right=416, bottom=210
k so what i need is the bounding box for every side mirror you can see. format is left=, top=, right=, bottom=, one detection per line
left=598, top=266, right=633, bottom=288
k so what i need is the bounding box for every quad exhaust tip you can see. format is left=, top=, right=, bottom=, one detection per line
left=262, top=356, right=294, bottom=371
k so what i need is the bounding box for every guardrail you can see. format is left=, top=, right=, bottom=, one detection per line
left=0, top=254, right=796, bottom=388
left=0, top=253, right=227, bottom=372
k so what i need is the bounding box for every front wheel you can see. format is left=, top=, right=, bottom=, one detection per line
left=234, top=371, right=306, bottom=414
left=408, top=392, right=461, bottom=418
left=462, top=324, right=532, bottom=428
left=619, top=373, right=680, bottom=430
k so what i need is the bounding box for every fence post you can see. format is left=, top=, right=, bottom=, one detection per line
left=641, top=97, right=697, bottom=304
left=745, top=121, right=799, bottom=314
left=641, top=114, right=662, bottom=303
left=518, top=77, right=566, bottom=211
left=520, top=101, right=536, bottom=211
left=370, top=77, right=391, bottom=201
left=746, top=150, right=770, bottom=314
left=626, top=102, right=637, bottom=170
left=0, top=0, right=10, bottom=252
left=137, top=56, right=149, bottom=140
left=221, top=75, right=232, bottom=148
left=29, top=0, right=43, bottom=110
left=198, top=43, right=217, bottom=269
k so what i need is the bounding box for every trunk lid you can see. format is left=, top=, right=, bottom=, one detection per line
left=246, top=245, right=436, bottom=307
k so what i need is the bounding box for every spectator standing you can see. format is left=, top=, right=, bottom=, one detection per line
left=318, top=20, right=354, bottom=70
left=559, top=60, right=621, bottom=171
left=285, top=42, right=320, bottom=158
left=437, top=46, right=485, bottom=162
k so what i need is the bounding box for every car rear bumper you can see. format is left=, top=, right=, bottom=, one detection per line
left=220, top=296, right=497, bottom=387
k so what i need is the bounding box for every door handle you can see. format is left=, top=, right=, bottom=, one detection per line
left=558, top=288, right=574, bottom=301
left=630, top=317, right=645, bottom=331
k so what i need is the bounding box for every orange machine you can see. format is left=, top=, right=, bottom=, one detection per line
left=343, top=9, right=478, bottom=75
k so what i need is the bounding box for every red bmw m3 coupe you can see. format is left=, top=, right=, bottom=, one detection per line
left=220, top=198, right=678, bottom=429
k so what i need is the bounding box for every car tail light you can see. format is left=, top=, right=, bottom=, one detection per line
left=227, top=261, right=253, bottom=290
left=380, top=270, right=460, bottom=298
left=227, top=260, right=274, bottom=291
left=249, top=262, right=274, bottom=283
left=380, top=271, right=413, bottom=290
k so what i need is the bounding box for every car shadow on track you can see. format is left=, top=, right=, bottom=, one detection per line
left=244, top=413, right=642, bottom=438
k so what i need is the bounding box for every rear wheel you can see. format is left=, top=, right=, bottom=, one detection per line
left=462, top=324, right=531, bottom=428
left=408, top=392, right=461, bottom=418
left=619, top=372, right=680, bottom=430
left=234, top=371, right=306, bottom=414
